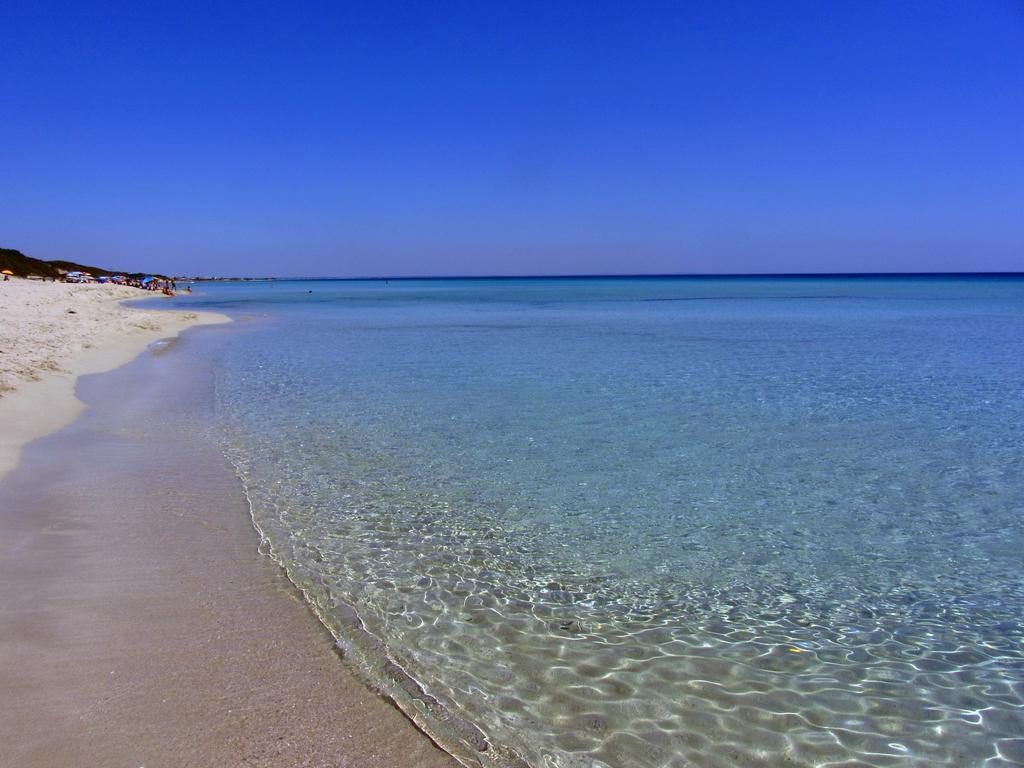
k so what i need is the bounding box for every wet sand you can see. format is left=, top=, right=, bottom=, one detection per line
left=0, top=325, right=458, bottom=767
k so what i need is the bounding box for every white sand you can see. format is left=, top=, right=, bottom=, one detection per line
left=0, top=278, right=229, bottom=479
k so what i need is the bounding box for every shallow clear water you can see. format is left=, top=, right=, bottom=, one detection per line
left=173, top=276, right=1024, bottom=767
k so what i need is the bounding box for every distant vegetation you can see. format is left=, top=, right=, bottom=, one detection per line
left=0, top=247, right=166, bottom=280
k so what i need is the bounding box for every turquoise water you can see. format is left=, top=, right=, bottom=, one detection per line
left=173, top=277, right=1024, bottom=767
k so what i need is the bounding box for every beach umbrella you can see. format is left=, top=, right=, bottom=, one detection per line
left=1, top=270, right=13, bottom=275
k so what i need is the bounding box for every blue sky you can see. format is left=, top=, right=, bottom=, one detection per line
left=2, top=1, right=1022, bottom=276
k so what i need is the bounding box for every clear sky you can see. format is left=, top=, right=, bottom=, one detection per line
left=2, top=1, right=1022, bottom=277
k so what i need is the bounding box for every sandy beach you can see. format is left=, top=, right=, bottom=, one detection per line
left=0, top=279, right=228, bottom=479
left=0, top=282, right=459, bottom=767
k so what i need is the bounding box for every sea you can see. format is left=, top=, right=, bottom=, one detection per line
left=167, top=275, right=1024, bottom=768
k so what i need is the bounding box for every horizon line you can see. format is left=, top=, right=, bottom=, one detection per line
left=192, top=270, right=1024, bottom=281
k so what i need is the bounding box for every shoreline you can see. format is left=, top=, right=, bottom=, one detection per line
left=0, top=280, right=230, bottom=479
left=0, top=286, right=460, bottom=766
